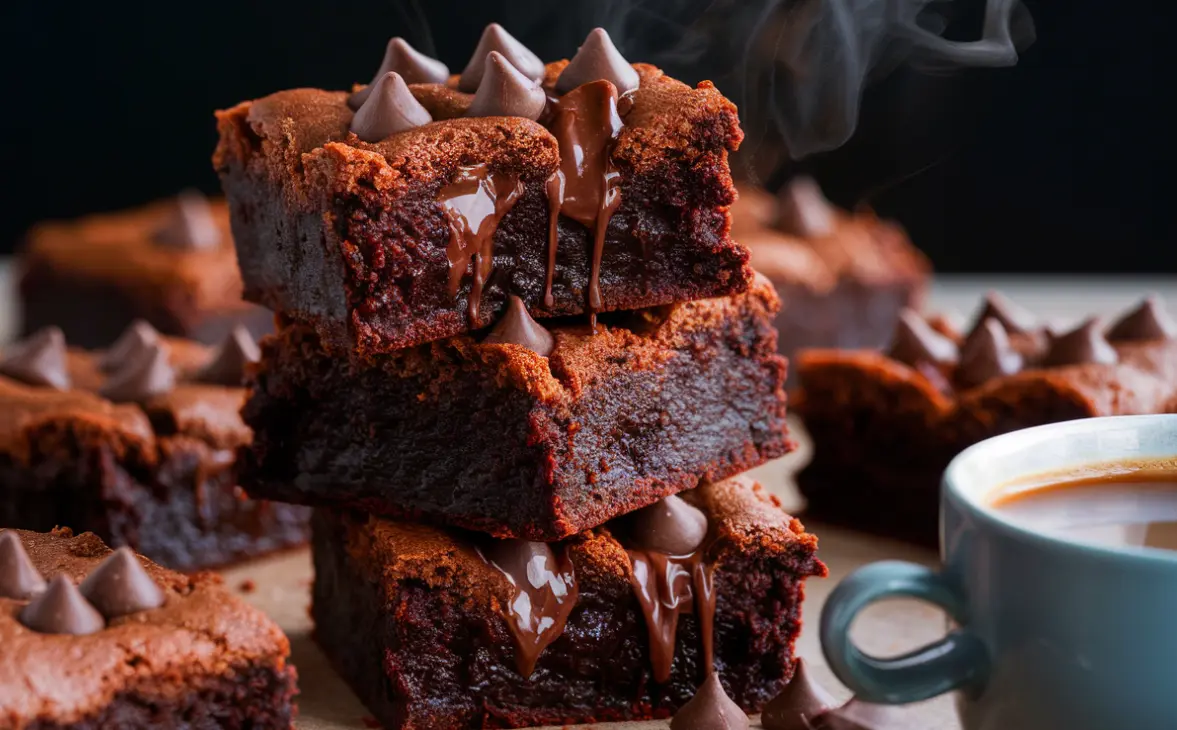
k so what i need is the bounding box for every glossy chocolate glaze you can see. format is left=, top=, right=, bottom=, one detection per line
left=547, top=80, right=625, bottom=328
left=438, top=164, right=524, bottom=324
left=479, top=538, right=578, bottom=677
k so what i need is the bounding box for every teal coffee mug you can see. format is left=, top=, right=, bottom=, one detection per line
left=820, top=414, right=1177, bottom=730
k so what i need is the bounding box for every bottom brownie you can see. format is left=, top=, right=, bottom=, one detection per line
left=311, top=476, right=825, bottom=730
left=0, top=527, right=298, bottom=729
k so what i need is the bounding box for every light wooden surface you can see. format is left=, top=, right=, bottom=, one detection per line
left=3, top=258, right=1175, bottom=729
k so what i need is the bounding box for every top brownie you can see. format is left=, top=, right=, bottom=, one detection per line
left=214, top=26, right=750, bottom=355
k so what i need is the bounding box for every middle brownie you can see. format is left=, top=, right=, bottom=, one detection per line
left=242, top=276, right=789, bottom=540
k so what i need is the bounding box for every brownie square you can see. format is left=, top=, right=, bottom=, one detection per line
left=242, top=277, right=790, bottom=540
left=311, top=476, right=825, bottom=729
left=214, top=62, right=750, bottom=355
left=0, top=527, right=297, bottom=728
left=794, top=298, right=1177, bottom=544
left=0, top=326, right=309, bottom=570
left=19, top=194, right=273, bottom=349
left=730, top=180, right=928, bottom=369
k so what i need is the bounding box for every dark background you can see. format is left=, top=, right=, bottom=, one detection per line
left=0, top=0, right=1169, bottom=272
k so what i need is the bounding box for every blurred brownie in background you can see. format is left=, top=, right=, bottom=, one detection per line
left=731, top=177, right=929, bottom=372
left=794, top=294, right=1177, bottom=544
left=19, top=190, right=272, bottom=348
left=0, top=321, right=309, bottom=570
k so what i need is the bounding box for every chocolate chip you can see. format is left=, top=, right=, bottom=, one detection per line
left=1042, top=317, right=1118, bottom=367
left=969, top=291, right=1037, bottom=336
left=348, top=37, right=450, bottom=110
left=777, top=177, right=835, bottom=238
left=810, top=699, right=909, bottom=730
left=626, top=494, right=709, bottom=556
left=350, top=72, right=433, bottom=142
left=19, top=575, right=105, bottom=635
left=671, top=672, right=749, bottom=730
left=761, top=659, right=838, bottom=730
left=459, top=23, right=545, bottom=93
left=100, top=320, right=160, bottom=373
left=466, top=51, right=547, bottom=121
left=80, top=547, right=165, bottom=618
left=1106, top=296, right=1177, bottom=342
left=0, top=326, right=70, bottom=390
left=100, top=342, right=176, bottom=403
left=483, top=296, right=555, bottom=357
left=555, top=28, right=640, bottom=95
left=957, top=318, right=1023, bottom=388
left=0, top=531, right=46, bottom=600
left=197, top=325, right=261, bottom=387
left=153, top=189, right=222, bottom=252
left=887, top=310, right=959, bottom=368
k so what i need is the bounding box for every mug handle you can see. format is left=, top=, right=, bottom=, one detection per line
left=820, top=560, right=989, bottom=704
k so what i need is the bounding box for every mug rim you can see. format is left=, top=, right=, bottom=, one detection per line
left=942, top=414, right=1177, bottom=567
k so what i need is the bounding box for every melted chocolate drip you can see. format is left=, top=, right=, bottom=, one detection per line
left=479, top=539, right=578, bottom=678
left=547, top=80, right=624, bottom=330
left=438, top=165, right=524, bottom=324
left=626, top=549, right=716, bottom=683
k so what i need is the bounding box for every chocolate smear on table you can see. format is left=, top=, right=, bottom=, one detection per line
left=80, top=547, right=165, bottom=618
left=350, top=72, right=432, bottom=142
left=546, top=80, right=624, bottom=329
left=0, top=326, right=70, bottom=390
left=197, top=325, right=260, bottom=386
left=483, top=296, right=555, bottom=356
left=466, top=51, right=547, bottom=121
left=0, top=531, right=46, bottom=600
left=19, top=575, right=105, bottom=635
left=777, top=177, right=835, bottom=238
left=809, top=698, right=908, bottom=730
left=100, top=342, right=176, bottom=403
left=957, top=318, right=1023, bottom=388
left=556, top=28, right=640, bottom=95
left=100, top=320, right=160, bottom=373
left=621, top=494, right=717, bottom=682
left=438, top=164, right=524, bottom=324
left=970, top=291, right=1037, bottom=336
left=888, top=310, right=959, bottom=368
left=761, top=659, right=838, bottom=730
left=479, top=538, right=577, bottom=678
left=459, top=24, right=544, bottom=92
left=1106, top=296, right=1177, bottom=342
left=670, top=672, right=749, bottom=730
left=153, top=189, right=222, bottom=252
left=348, top=37, right=449, bottom=109
left=1042, top=317, right=1118, bottom=367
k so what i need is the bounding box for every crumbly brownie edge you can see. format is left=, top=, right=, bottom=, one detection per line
left=0, top=433, right=309, bottom=572
left=20, top=662, right=297, bottom=730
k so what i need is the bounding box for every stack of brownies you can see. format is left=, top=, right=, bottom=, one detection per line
left=214, top=24, right=825, bottom=728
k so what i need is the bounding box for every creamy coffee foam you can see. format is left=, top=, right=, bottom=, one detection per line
left=990, top=462, right=1177, bottom=552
